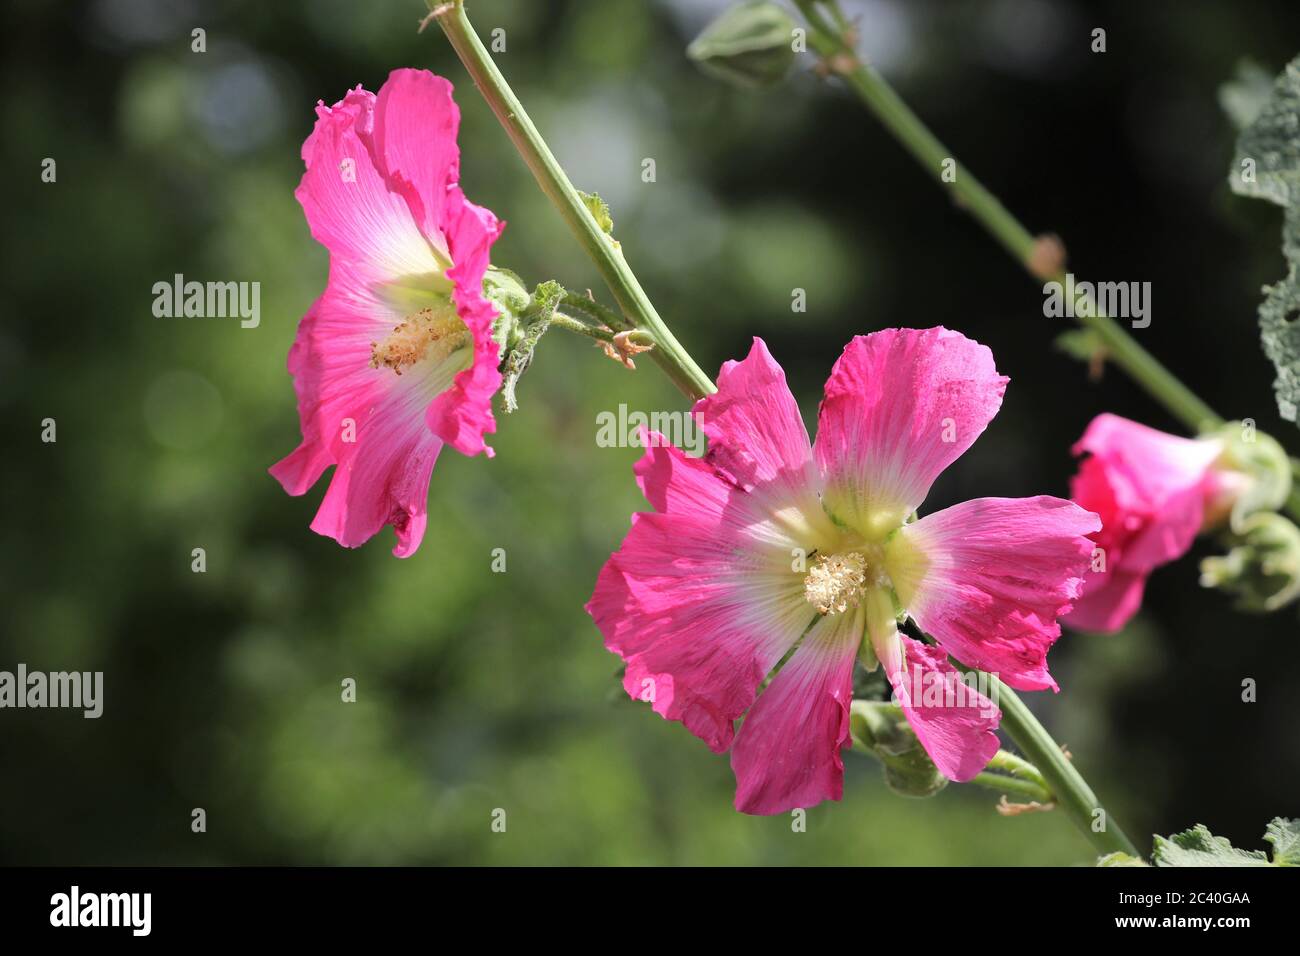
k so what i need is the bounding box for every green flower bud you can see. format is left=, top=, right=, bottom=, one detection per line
left=1201, top=511, right=1300, bottom=612
left=1211, top=421, right=1293, bottom=531
left=850, top=700, right=948, bottom=798
left=686, top=1, right=798, bottom=91
left=483, top=266, right=531, bottom=351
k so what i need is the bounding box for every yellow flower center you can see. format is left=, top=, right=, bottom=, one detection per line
left=802, top=550, right=872, bottom=615
left=370, top=306, right=469, bottom=376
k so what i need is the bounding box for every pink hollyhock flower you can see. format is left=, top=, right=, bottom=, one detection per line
left=270, top=69, right=504, bottom=557
left=1063, top=414, right=1235, bottom=633
left=587, top=329, right=1100, bottom=815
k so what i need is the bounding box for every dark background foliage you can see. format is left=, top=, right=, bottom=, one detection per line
left=2, top=0, right=1298, bottom=864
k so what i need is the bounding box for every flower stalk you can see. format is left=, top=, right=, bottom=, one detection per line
left=426, top=0, right=715, bottom=401
left=429, top=0, right=1141, bottom=860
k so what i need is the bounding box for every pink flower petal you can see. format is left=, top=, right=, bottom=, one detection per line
left=423, top=185, right=504, bottom=457
left=1062, top=567, right=1148, bottom=634
left=814, top=328, right=1008, bottom=533
left=307, top=380, right=445, bottom=558
left=884, top=635, right=1001, bottom=782
left=370, top=69, right=461, bottom=251
left=730, top=610, right=862, bottom=815
left=691, top=338, right=820, bottom=509
left=890, top=496, right=1100, bottom=692
left=587, top=438, right=813, bottom=753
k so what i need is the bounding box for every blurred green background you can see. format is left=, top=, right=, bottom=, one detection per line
left=3, top=0, right=1299, bottom=865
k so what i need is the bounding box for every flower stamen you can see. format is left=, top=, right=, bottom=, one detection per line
left=370, top=307, right=469, bottom=375
left=804, top=551, right=868, bottom=615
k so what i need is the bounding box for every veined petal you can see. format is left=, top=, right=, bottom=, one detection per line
left=730, top=606, right=863, bottom=815
left=884, top=636, right=1001, bottom=782
left=424, top=184, right=504, bottom=457
left=587, top=438, right=813, bottom=752
left=814, top=328, right=1008, bottom=537
left=889, top=496, right=1099, bottom=692
left=1062, top=567, right=1147, bottom=634
left=693, top=338, right=823, bottom=518
left=295, top=86, right=445, bottom=310
left=274, top=299, right=468, bottom=556
left=370, top=68, right=461, bottom=257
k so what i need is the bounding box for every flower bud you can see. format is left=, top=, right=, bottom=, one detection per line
left=1210, top=421, right=1293, bottom=532
left=483, top=266, right=531, bottom=351
left=686, top=1, right=798, bottom=91
left=850, top=700, right=948, bottom=798
left=1200, top=511, right=1300, bottom=611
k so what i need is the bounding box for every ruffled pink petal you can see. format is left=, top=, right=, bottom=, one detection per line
left=892, top=496, right=1100, bottom=692
left=814, top=328, right=1008, bottom=532
left=370, top=68, right=461, bottom=252
left=1063, top=567, right=1148, bottom=634
left=730, top=609, right=862, bottom=815
left=587, top=438, right=812, bottom=753
left=423, top=185, right=503, bottom=457
left=691, top=338, right=819, bottom=509
left=307, top=381, right=445, bottom=558
left=292, top=86, right=440, bottom=292
left=882, top=635, right=1001, bottom=782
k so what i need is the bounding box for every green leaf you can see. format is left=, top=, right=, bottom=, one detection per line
left=1152, top=823, right=1274, bottom=867
left=1264, top=817, right=1300, bottom=865
left=578, top=190, right=614, bottom=235
left=686, top=0, right=797, bottom=91
left=1229, top=56, right=1300, bottom=424
left=1097, top=852, right=1149, bottom=867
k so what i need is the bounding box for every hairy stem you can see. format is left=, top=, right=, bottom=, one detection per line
left=428, top=0, right=715, bottom=400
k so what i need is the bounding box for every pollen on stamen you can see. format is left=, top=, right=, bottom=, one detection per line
left=370, top=308, right=468, bottom=375
left=804, top=552, right=868, bottom=615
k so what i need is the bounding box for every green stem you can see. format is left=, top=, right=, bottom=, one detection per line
left=550, top=311, right=654, bottom=347
left=969, top=772, right=1054, bottom=804
left=428, top=0, right=715, bottom=400
left=431, top=0, right=1139, bottom=861
left=987, top=673, right=1140, bottom=856
left=987, top=749, right=1048, bottom=788
left=559, top=291, right=630, bottom=332
left=793, top=0, right=1221, bottom=435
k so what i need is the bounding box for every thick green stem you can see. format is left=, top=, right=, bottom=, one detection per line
left=428, top=0, right=715, bottom=400
left=431, top=0, right=1140, bottom=861
left=793, top=0, right=1221, bottom=435
left=987, top=673, right=1140, bottom=856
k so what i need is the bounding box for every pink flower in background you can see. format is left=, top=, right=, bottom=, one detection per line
left=1064, top=414, right=1231, bottom=633
left=270, top=68, right=504, bottom=557
left=587, top=329, right=1099, bottom=814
